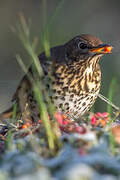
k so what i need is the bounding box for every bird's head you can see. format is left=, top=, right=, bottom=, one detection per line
left=65, top=34, right=112, bottom=63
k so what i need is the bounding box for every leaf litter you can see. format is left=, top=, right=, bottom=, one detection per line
left=0, top=110, right=120, bottom=180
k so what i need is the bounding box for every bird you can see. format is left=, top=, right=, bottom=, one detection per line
left=0, top=34, right=112, bottom=122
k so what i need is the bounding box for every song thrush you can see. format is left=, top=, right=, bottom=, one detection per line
left=0, top=34, right=112, bottom=120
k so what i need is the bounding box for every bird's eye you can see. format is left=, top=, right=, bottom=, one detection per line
left=78, top=42, right=87, bottom=49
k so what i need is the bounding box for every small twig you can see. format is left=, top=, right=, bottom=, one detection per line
left=9, top=123, right=18, bottom=129
left=13, top=127, right=32, bottom=138
left=0, top=123, right=7, bottom=127
left=98, top=93, right=120, bottom=112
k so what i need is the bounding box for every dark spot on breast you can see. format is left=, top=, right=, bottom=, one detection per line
left=70, top=85, right=74, bottom=89
left=54, top=96, right=58, bottom=100
left=66, top=107, right=69, bottom=110
left=76, top=76, right=80, bottom=80
left=60, top=77, right=64, bottom=80
left=76, top=91, right=80, bottom=96
left=65, top=102, right=69, bottom=106
left=79, top=96, right=84, bottom=100
left=53, top=89, right=56, bottom=93
left=59, top=103, right=63, bottom=108
left=82, top=102, right=86, bottom=106
left=90, top=96, right=93, bottom=100
left=84, top=81, right=89, bottom=92
left=57, top=73, right=62, bottom=76
left=52, top=81, right=55, bottom=85
left=74, top=111, right=78, bottom=116
left=72, top=89, right=77, bottom=94
left=78, top=107, right=81, bottom=110
left=95, top=80, right=99, bottom=84
left=61, top=67, right=65, bottom=72
left=67, top=70, right=73, bottom=74
left=61, top=96, right=65, bottom=100
left=70, top=94, right=74, bottom=98
left=76, top=68, right=80, bottom=75
left=86, top=97, right=90, bottom=101
left=90, top=98, right=94, bottom=102
left=74, top=100, right=77, bottom=104
left=82, top=107, right=87, bottom=113
left=89, top=74, right=92, bottom=81
left=67, top=76, right=74, bottom=85
left=63, top=87, right=68, bottom=92
left=57, top=90, right=61, bottom=95
left=56, top=81, right=64, bottom=86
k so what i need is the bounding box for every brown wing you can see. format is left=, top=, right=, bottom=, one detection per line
left=12, top=45, right=65, bottom=102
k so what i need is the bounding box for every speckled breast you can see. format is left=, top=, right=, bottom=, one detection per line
left=46, top=59, right=101, bottom=119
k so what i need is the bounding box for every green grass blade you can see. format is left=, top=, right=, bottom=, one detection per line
left=15, top=16, right=58, bottom=151
left=107, top=78, right=117, bottom=117
left=33, top=83, right=55, bottom=150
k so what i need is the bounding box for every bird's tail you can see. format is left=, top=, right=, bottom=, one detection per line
left=0, top=107, right=14, bottom=121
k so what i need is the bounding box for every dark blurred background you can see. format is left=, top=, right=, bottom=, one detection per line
left=0, top=0, right=120, bottom=113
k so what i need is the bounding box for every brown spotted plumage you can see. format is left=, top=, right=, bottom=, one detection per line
left=0, top=34, right=112, bottom=120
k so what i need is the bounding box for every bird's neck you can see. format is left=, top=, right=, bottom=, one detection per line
left=79, top=56, right=101, bottom=93
left=84, top=56, right=101, bottom=77
left=54, top=56, right=101, bottom=94
left=67, top=56, right=101, bottom=93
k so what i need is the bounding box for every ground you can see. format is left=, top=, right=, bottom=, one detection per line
left=0, top=110, right=120, bottom=180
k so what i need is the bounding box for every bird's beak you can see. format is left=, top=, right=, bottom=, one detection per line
left=89, top=44, right=113, bottom=54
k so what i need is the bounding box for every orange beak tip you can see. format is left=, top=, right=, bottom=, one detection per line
left=89, top=45, right=113, bottom=54
left=104, top=46, right=113, bottom=53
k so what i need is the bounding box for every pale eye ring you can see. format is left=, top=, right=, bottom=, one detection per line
left=78, top=42, right=87, bottom=49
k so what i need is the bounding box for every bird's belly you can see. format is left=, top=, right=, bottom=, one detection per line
left=53, top=91, right=99, bottom=119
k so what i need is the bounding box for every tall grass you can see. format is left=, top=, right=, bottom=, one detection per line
left=13, top=14, right=57, bottom=151
left=11, top=0, right=66, bottom=152
left=107, top=78, right=117, bottom=117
